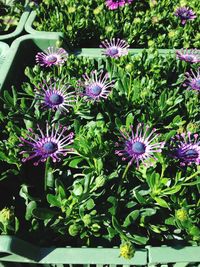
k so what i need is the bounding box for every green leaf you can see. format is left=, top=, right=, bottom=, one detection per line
left=126, top=113, right=134, bottom=128
left=86, top=199, right=95, bottom=210
left=154, top=197, right=169, bottom=208
left=32, top=208, right=58, bottom=220
left=73, top=184, right=83, bottom=196
left=133, top=191, right=146, bottom=204
left=3, top=90, right=14, bottom=106
left=123, top=210, right=139, bottom=227
left=69, top=157, right=84, bottom=168
left=25, top=201, right=37, bottom=220
left=129, top=234, right=148, bottom=245
left=112, top=216, right=126, bottom=238
left=47, top=194, right=61, bottom=208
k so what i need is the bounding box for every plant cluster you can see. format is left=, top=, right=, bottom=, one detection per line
left=0, top=0, right=25, bottom=34
left=32, top=0, right=200, bottom=49
left=0, top=43, right=199, bottom=252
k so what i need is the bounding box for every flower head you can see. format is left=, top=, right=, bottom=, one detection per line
left=78, top=70, right=115, bottom=101
left=100, top=38, right=129, bottom=58
left=19, top=123, right=74, bottom=166
left=105, top=0, right=133, bottom=10
left=183, top=68, right=200, bottom=91
left=115, top=123, right=164, bottom=167
left=176, top=49, right=200, bottom=63
left=120, top=242, right=135, bottom=259
left=174, top=7, right=196, bottom=25
left=0, top=207, right=14, bottom=223
left=36, top=47, right=68, bottom=67
left=170, top=132, right=200, bottom=166
left=176, top=209, right=188, bottom=222
left=35, top=79, right=75, bottom=112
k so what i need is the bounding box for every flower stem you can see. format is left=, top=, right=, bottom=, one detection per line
left=44, top=157, right=51, bottom=192
left=122, top=163, right=131, bottom=180
left=185, top=170, right=200, bottom=182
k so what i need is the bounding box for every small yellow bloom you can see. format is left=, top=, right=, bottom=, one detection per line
left=93, top=6, right=102, bottom=15
left=68, top=7, right=76, bottom=13
left=168, top=30, right=177, bottom=38
left=120, top=242, right=135, bottom=260
left=148, top=40, right=155, bottom=47
left=151, top=16, right=159, bottom=24
left=105, top=26, right=113, bottom=33
left=133, top=18, right=141, bottom=24
left=187, top=122, right=198, bottom=132
left=67, top=25, right=73, bottom=31
left=180, top=0, right=187, bottom=6
left=176, top=209, right=188, bottom=221
left=0, top=207, right=14, bottom=222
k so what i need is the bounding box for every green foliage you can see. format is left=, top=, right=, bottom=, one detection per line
left=33, top=0, right=200, bottom=48
left=0, top=48, right=199, bottom=248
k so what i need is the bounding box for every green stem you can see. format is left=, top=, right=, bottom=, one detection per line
left=117, top=164, right=131, bottom=195
left=122, top=163, right=131, bottom=180
left=44, top=157, right=51, bottom=192
left=185, top=171, right=200, bottom=182
left=127, top=74, right=132, bottom=101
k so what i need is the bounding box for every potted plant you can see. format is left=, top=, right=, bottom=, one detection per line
left=0, top=34, right=200, bottom=266
left=25, top=0, right=200, bottom=49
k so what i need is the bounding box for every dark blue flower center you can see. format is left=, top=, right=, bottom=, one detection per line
left=184, top=149, right=198, bottom=160
left=109, top=47, right=119, bottom=56
left=132, top=141, right=146, bottom=154
left=181, top=11, right=190, bottom=19
left=47, top=55, right=58, bottom=64
left=195, top=79, right=200, bottom=88
left=42, top=142, right=58, bottom=154
left=90, top=85, right=102, bottom=96
left=49, top=93, right=63, bottom=105
left=185, top=55, right=194, bottom=62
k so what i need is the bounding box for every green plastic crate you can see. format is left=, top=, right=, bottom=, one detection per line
left=0, top=34, right=199, bottom=267
left=0, top=42, right=9, bottom=69
left=0, top=236, right=147, bottom=265
left=0, top=33, right=174, bottom=91
left=0, top=236, right=200, bottom=266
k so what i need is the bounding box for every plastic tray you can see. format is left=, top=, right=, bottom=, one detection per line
left=0, top=7, right=30, bottom=44
left=0, top=236, right=199, bottom=266
left=0, top=42, right=9, bottom=70
left=0, top=33, right=174, bottom=91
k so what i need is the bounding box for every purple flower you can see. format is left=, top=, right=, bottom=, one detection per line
left=176, top=49, right=200, bottom=63
left=115, top=123, right=164, bottom=167
left=174, top=7, right=196, bottom=25
left=35, top=79, right=75, bottom=112
left=36, top=47, right=68, bottom=67
left=100, top=38, right=129, bottom=58
left=183, top=69, right=200, bottom=91
left=79, top=70, right=115, bottom=101
left=19, top=123, right=74, bottom=166
left=105, top=0, right=133, bottom=10
left=171, top=133, right=200, bottom=166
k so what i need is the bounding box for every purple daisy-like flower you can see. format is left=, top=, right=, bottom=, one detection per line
left=171, top=132, right=200, bottom=166
left=19, top=123, right=74, bottom=166
left=79, top=70, right=115, bottom=101
left=176, top=49, right=200, bottom=63
left=183, top=68, right=200, bottom=91
left=174, top=7, right=196, bottom=25
left=105, top=0, right=133, bottom=10
left=100, top=38, right=129, bottom=58
left=35, top=79, right=75, bottom=112
left=115, top=123, right=164, bottom=167
left=35, top=47, right=68, bottom=67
